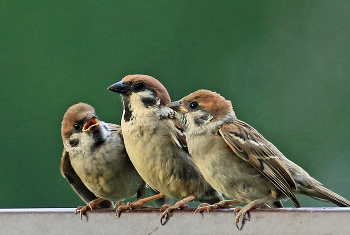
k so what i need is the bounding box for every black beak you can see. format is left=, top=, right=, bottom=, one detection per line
left=108, top=81, right=130, bottom=94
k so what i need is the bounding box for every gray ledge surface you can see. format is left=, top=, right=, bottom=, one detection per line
left=0, top=207, right=349, bottom=235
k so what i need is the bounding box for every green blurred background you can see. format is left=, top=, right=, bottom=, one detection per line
left=1, top=1, right=349, bottom=209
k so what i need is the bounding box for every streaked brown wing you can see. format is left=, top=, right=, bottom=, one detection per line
left=219, top=120, right=300, bottom=207
left=107, top=123, right=123, bottom=134
left=173, top=114, right=189, bottom=153
left=60, top=149, right=114, bottom=208
left=165, top=112, right=189, bottom=154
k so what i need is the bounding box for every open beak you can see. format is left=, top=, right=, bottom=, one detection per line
left=166, top=101, right=188, bottom=113
left=82, top=115, right=100, bottom=132
left=108, top=81, right=130, bottom=94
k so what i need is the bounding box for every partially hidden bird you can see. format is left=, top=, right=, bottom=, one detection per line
left=167, top=89, right=350, bottom=229
left=108, top=75, right=224, bottom=225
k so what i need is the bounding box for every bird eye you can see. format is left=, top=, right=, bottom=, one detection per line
left=189, top=101, right=199, bottom=109
left=73, top=123, right=81, bottom=130
left=134, top=82, right=145, bottom=90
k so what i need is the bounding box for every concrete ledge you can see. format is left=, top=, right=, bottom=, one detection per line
left=0, top=207, right=349, bottom=234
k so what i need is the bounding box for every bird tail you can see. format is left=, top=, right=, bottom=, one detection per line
left=309, top=185, right=350, bottom=207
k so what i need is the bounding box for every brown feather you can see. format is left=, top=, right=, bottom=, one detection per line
left=219, top=121, right=300, bottom=207
left=122, top=74, right=171, bottom=107
left=172, top=113, right=189, bottom=153
left=181, top=89, right=232, bottom=119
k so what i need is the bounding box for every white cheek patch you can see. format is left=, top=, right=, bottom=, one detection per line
left=143, top=89, right=156, bottom=98
left=129, top=90, right=158, bottom=109
left=67, top=132, right=95, bottom=152
left=126, top=90, right=167, bottom=121
left=129, top=93, right=144, bottom=110
left=63, top=139, right=71, bottom=151
left=70, top=133, right=80, bottom=139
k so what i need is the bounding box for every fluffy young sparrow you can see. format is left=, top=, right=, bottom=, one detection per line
left=108, top=75, right=224, bottom=225
left=167, top=89, right=350, bottom=229
left=61, top=102, right=146, bottom=218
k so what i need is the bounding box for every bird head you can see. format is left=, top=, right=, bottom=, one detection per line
left=167, top=90, right=235, bottom=131
left=61, top=103, right=101, bottom=149
left=108, top=75, right=172, bottom=121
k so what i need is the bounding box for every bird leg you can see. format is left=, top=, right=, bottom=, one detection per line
left=194, top=199, right=241, bottom=214
left=75, top=197, right=107, bottom=220
left=159, top=195, right=195, bottom=225
left=115, top=193, right=164, bottom=217
left=234, top=197, right=270, bottom=230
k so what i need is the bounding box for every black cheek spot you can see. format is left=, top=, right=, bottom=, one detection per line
left=141, top=97, right=157, bottom=107
left=200, top=113, right=212, bottom=121
left=69, top=139, right=79, bottom=147
left=194, top=112, right=212, bottom=126
left=194, top=118, right=204, bottom=126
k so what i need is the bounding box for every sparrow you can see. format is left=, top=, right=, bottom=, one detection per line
left=167, top=89, right=350, bottom=229
left=61, top=102, right=146, bottom=218
left=108, top=75, right=224, bottom=225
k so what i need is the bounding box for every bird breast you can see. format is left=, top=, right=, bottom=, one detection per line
left=121, top=112, right=201, bottom=199
left=187, top=133, right=277, bottom=203
left=69, top=133, right=141, bottom=200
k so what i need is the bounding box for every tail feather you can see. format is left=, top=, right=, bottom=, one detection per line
left=312, top=185, right=350, bottom=207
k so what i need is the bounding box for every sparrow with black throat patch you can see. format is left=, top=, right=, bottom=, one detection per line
left=61, top=102, right=146, bottom=218
left=167, top=89, right=350, bottom=230
left=108, top=75, right=224, bottom=225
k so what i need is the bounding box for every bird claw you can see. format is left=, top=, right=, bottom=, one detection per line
left=159, top=201, right=189, bottom=226
left=159, top=204, right=170, bottom=211
left=160, top=210, right=171, bottom=225
left=115, top=202, right=134, bottom=217
left=233, top=206, right=251, bottom=230
left=233, top=207, right=243, bottom=230
left=75, top=206, right=88, bottom=220
left=235, top=213, right=246, bottom=230
left=115, top=201, right=153, bottom=217
left=115, top=201, right=127, bottom=217
left=194, top=200, right=239, bottom=214
left=74, top=198, right=106, bottom=220
left=194, top=203, right=212, bottom=214
left=234, top=197, right=270, bottom=230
